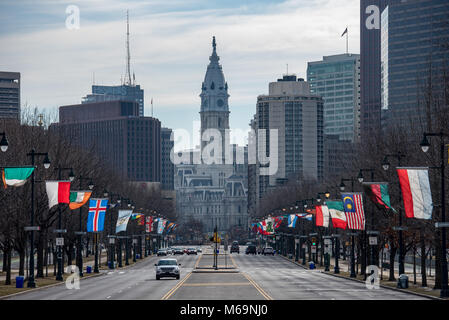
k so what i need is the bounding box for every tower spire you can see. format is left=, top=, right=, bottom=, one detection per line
left=125, top=10, right=132, bottom=86
left=210, top=36, right=219, bottom=63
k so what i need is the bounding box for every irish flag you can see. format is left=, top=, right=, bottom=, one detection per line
left=2, top=167, right=34, bottom=188
left=397, top=167, right=433, bottom=219
left=326, top=201, right=347, bottom=229
left=69, top=191, right=92, bottom=210
left=315, top=205, right=329, bottom=227
left=45, top=181, right=71, bottom=209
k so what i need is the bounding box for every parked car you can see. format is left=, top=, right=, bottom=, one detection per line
left=245, top=244, right=257, bottom=255
left=166, top=248, right=173, bottom=255
left=173, top=248, right=184, bottom=255
left=187, top=248, right=197, bottom=255
left=262, top=247, right=275, bottom=255
left=157, top=249, right=167, bottom=256
left=155, top=258, right=181, bottom=280
left=196, top=247, right=202, bottom=253
left=230, top=242, right=240, bottom=254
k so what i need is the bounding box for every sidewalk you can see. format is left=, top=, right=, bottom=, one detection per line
left=282, top=253, right=443, bottom=299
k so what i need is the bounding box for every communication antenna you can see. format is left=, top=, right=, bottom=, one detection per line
left=125, top=10, right=132, bottom=86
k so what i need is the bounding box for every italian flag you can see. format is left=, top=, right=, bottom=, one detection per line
left=326, top=201, right=347, bottom=229
left=2, top=167, right=34, bottom=188
left=69, top=191, right=92, bottom=210
left=362, top=182, right=396, bottom=213
left=315, top=205, right=329, bottom=228
left=397, top=168, right=433, bottom=219
left=46, top=181, right=71, bottom=209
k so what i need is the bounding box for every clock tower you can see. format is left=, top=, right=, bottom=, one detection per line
left=200, top=36, right=230, bottom=162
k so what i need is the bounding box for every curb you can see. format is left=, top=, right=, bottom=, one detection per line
left=279, top=254, right=442, bottom=300
left=0, top=255, right=155, bottom=300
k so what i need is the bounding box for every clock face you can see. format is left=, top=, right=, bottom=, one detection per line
left=217, top=99, right=224, bottom=107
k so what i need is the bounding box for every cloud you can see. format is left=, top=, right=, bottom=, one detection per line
left=0, top=0, right=360, bottom=131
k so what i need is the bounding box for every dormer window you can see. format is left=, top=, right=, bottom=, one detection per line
left=211, top=82, right=215, bottom=90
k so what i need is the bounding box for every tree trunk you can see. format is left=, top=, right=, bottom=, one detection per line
left=2, top=250, right=7, bottom=272
left=5, top=246, right=11, bottom=285
left=434, top=231, right=442, bottom=289
left=389, top=242, right=397, bottom=281
left=18, top=249, right=25, bottom=276
left=361, top=233, right=367, bottom=276
left=36, top=231, right=45, bottom=278
left=413, top=246, right=417, bottom=284
left=421, top=229, right=427, bottom=287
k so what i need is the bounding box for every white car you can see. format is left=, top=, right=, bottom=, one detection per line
left=155, top=258, right=181, bottom=280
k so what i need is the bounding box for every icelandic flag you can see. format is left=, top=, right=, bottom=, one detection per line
left=288, top=214, right=298, bottom=228
left=87, top=198, right=108, bottom=232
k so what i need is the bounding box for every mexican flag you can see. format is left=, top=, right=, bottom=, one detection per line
left=2, top=167, right=34, bottom=188
left=69, top=191, right=92, bottom=210
left=46, top=181, right=71, bottom=209
left=362, top=182, right=396, bottom=213
left=326, top=201, right=347, bottom=229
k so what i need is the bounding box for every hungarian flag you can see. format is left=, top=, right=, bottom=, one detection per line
left=69, top=191, right=92, bottom=210
left=327, top=201, right=346, bottom=229
left=397, top=167, right=433, bottom=219
left=362, top=182, right=396, bottom=212
left=315, top=205, right=329, bottom=227
left=2, top=167, right=34, bottom=188
left=45, top=181, right=71, bottom=209
left=341, top=193, right=365, bottom=230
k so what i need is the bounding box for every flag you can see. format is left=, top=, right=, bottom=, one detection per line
left=397, top=167, right=433, bottom=219
left=116, top=209, right=132, bottom=233
left=327, top=201, right=347, bottom=229
left=131, top=213, right=143, bottom=220
left=288, top=214, right=298, bottom=228
left=273, top=216, right=284, bottom=229
left=301, top=214, right=313, bottom=221
left=362, top=182, right=396, bottom=213
left=166, top=222, right=175, bottom=233
left=69, top=191, right=92, bottom=210
left=315, top=205, right=330, bottom=228
left=157, top=219, right=167, bottom=234
left=87, top=198, right=108, bottom=232
left=341, top=27, right=348, bottom=37
left=45, top=181, right=71, bottom=209
left=2, top=167, right=34, bottom=188
left=305, top=208, right=316, bottom=215
left=341, top=193, right=365, bottom=230
left=145, top=216, right=153, bottom=233
left=138, top=215, right=145, bottom=226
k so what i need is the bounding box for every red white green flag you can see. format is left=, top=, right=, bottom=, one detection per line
left=362, top=182, right=396, bottom=213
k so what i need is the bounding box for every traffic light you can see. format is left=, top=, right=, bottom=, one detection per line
left=311, top=237, right=316, bottom=246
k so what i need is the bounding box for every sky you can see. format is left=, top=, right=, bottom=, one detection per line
left=0, top=0, right=360, bottom=143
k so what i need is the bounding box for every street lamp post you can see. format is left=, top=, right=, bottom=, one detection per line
left=340, top=178, right=357, bottom=278
left=75, top=176, right=94, bottom=277
left=54, top=167, right=75, bottom=281
left=26, top=149, right=50, bottom=288
left=421, top=132, right=449, bottom=298
left=382, top=152, right=406, bottom=280
left=358, top=168, right=378, bottom=273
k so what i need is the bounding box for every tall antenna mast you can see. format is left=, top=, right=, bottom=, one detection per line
left=126, top=10, right=132, bottom=86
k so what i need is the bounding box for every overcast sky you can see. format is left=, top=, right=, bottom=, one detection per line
left=0, top=0, right=360, bottom=141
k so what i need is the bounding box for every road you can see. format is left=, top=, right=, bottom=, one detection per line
left=6, top=246, right=430, bottom=300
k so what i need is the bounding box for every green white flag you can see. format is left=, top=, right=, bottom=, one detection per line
left=2, top=167, right=35, bottom=188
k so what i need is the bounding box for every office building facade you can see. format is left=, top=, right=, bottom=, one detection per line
left=0, top=71, right=20, bottom=120
left=307, top=54, right=361, bottom=142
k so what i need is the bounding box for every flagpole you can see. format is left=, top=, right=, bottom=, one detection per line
left=346, top=26, right=349, bottom=54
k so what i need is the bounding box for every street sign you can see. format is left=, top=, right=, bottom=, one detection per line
left=24, top=226, right=40, bottom=231
left=56, top=237, right=64, bottom=246
left=366, top=231, right=380, bottom=235
left=324, top=239, right=331, bottom=245
left=302, top=244, right=306, bottom=249
left=54, top=229, right=67, bottom=233
left=75, top=231, right=86, bottom=235
left=133, top=239, right=137, bottom=244
left=392, top=226, right=408, bottom=231
left=435, top=222, right=449, bottom=228
left=109, top=238, right=115, bottom=244
left=311, top=246, right=317, bottom=253
left=369, top=237, right=378, bottom=245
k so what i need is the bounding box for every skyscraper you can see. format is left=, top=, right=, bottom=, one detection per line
left=380, top=0, right=449, bottom=129
left=0, top=71, right=20, bottom=120
left=253, top=75, right=324, bottom=203
left=307, top=54, right=361, bottom=142
left=161, top=127, right=174, bottom=190
left=360, top=0, right=389, bottom=141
